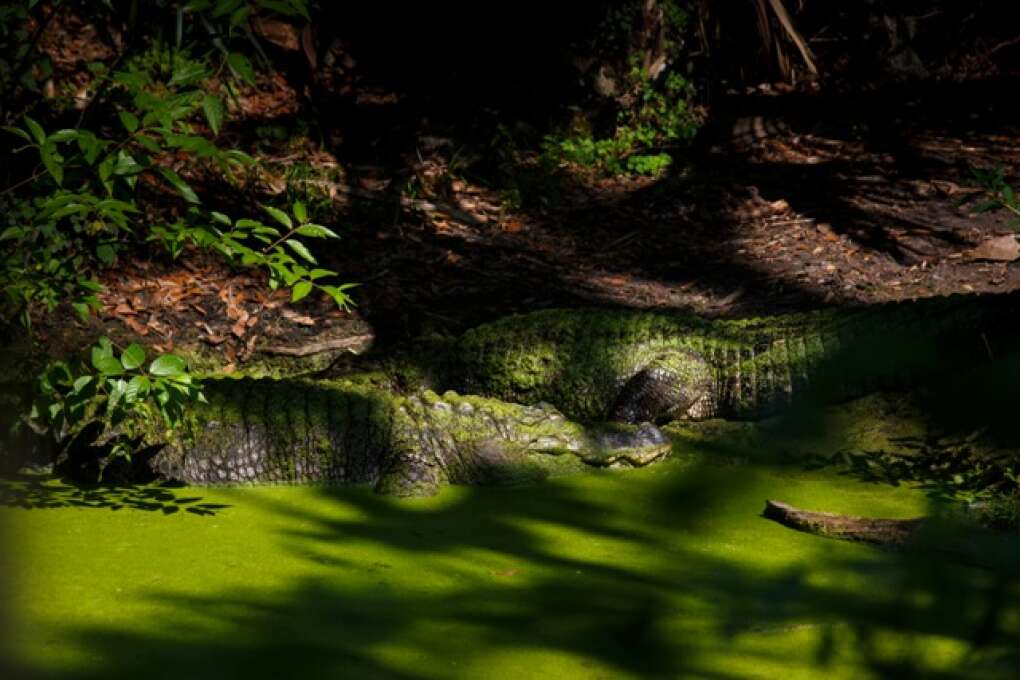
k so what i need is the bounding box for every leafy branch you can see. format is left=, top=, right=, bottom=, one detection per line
left=31, top=337, right=204, bottom=476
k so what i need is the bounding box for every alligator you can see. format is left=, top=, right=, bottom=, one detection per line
left=141, top=378, right=671, bottom=496
left=8, top=291, right=1020, bottom=495
left=445, top=292, right=1020, bottom=424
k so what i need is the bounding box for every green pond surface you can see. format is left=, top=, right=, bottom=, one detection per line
left=1, top=445, right=1019, bottom=679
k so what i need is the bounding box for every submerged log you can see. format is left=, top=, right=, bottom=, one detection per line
left=763, top=500, right=1020, bottom=570
left=763, top=499, right=924, bottom=545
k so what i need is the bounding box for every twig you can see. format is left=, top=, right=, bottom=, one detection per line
left=258, top=333, right=374, bottom=357
left=988, top=35, right=1020, bottom=56
left=0, top=166, right=45, bottom=196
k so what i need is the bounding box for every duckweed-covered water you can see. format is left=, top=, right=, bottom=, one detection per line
left=1, top=439, right=1018, bottom=678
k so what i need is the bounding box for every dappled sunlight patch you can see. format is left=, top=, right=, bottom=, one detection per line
left=4, top=456, right=1017, bottom=678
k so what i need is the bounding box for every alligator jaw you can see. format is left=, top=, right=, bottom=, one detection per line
left=580, top=423, right=672, bottom=467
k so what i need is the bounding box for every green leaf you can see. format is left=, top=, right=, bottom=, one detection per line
left=226, top=52, right=255, bottom=85
left=264, top=205, right=292, bottom=229
left=285, top=238, right=316, bottom=263
left=72, top=375, right=94, bottom=394
left=79, top=278, right=104, bottom=292
left=201, top=94, right=225, bottom=135
left=293, top=201, right=307, bottom=223
left=291, top=280, right=313, bottom=302
left=136, top=134, right=162, bottom=154
left=95, top=356, right=125, bottom=376
left=40, top=145, right=63, bottom=186
left=3, top=125, right=32, bottom=143
left=121, top=343, right=146, bottom=370
left=208, top=211, right=231, bottom=226
left=158, top=167, right=200, bottom=204
left=23, top=115, right=45, bottom=145
left=114, top=150, right=144, bottom=176
left=1004, top=185, right=1017, bottom=206
left=149, top=354, right=187, bottom=377
left=91, top=338, right=114, bottom=370
left=169, top=61, right=209, bottom=87
left=229, top=6, right=251, bottom=30
left=118, top=110, right=139, bottom=133
left=125, top=375, right=151, bottom=402
left=78, top=131, right=104, bottom=164
left=308, top=268, right=334, bottom=280
left=98, top=157, right=115, bottom=182
left=0, top=226, right=25, bottom=241
left=295, top=223, right=339, bottom=239
left=107, top=378, right=128, bottom=414
left=48, top=129, right=78, bottom=143
left=96, top=243, right=117, bottom=265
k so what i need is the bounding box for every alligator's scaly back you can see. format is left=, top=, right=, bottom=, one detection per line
left=149, top=378, right=672, bottom=496
left=453, top=293, right=1020, bottom=422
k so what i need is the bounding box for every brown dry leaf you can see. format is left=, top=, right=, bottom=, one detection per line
left=966, top=234, right=1020, bottom=262
left=231, top=319, right=248, bottom=338
left=123, top=317, right=149, bottom=336
left=114, top=302, right=134, bottom=316
left=204, top=335, right=228, bottom=346
left=817, top=223, right=839, bottom=241
left=147, top=315, right=167, bottom=336
left=281, top=308, right=317, bottom=326
left=222, top=363, right=237, bottom=374
left=252, top=18, right=301, bottom=51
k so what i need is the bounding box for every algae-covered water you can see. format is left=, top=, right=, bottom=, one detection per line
left=1, top=436, right=1019, bottom=678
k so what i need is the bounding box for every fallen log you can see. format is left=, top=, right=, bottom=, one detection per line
left=763, top=499, right=924, bottom=545
left=763, top=500, right=1020, bottom=570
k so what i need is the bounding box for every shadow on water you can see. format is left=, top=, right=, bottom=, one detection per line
left=6, top=455, right=1019, bottom=680
left=0, top=475, right=229, bottom=516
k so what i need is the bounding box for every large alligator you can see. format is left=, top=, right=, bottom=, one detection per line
left=445, top=292, right=1020, bottom=424
left=141, top=378, right=671, bottom=496
left=10, top=291, right=1020, bottom=495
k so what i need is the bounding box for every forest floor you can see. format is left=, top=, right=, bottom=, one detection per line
left=72, top=75, right=1020, bottom=365
left=27, top=11, right=1020, bottom=362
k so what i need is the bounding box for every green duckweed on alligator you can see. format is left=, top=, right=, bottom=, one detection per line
left=8, top=291, right=1020, bottom=495
left=446, top=291, right=1020, bottom=423
left=115, top=379, right=672, bottom=497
